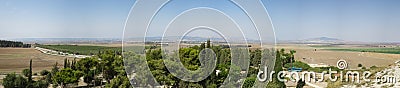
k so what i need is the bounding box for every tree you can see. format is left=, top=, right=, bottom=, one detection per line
left=105, top=75, right=132, bottom=88
left=52, top=68, right=83, bottom=87
left=0, top=40, right=31, bottom=48
left=200, top=43, right=206, bottom=51
left=296, top=79, right=306, bottom=88
left=206, top=39, right=211, bottom=48
left=2, top=73, right=28, bottom=88
left=266, top=49, right=287, bottom=88
left=40, top=70, right=50, bottom=76
left=358, top=64, right=363, bottom=67
left=47, top=62, right=59, bottom=84
left=243, top=76, right=256, bottom=88
left=289, top=50, right=296, bottom=63
left=71, top=58, right=77, bottom=70
left=22, top=69, right=30, bottom=78
left=64, top=58, right=68, bottom=68
left=75, top=57, right=100, bottom=84
left=32, top=80, right=49, bottom=88
left=28, top=59, right=33, bottom=83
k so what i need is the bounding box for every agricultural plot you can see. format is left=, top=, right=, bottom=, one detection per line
left=0, top=48, right=71, bottom=74
left=279, top=44, right=400, bottom=69
left=327, top=48, right=400, bottom=54
left=37, top=45, right=121, bottom=55
left=310, top=45, right=400, bottom=54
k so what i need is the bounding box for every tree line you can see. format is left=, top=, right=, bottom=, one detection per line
left=126, top=40, right=301, bottom=88
left=0, top=40, right=31, bottom=48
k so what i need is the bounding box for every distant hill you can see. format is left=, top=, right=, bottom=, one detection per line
left=280, top=37, right=347, bottom=44
left=125, top=36, right=257, bottom=43
left=305, top=37, right=341, bottom=41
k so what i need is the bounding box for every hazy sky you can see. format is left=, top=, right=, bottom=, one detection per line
left=0, top=0, right=399, bottom=42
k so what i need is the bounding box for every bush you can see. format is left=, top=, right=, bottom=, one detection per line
left=284, top=61, right=311, bottom=70
left=32, top=80, right=49, bottom=88
left=358, top=64, right=363, bottom=67
left=370, top=65, right=378, bottom=69
left=362, top=67, right=366, bottom=69
left=296, top=78, right=306, bottom=88
left=2, top=73, right=28, bottom=88
left=243, top=76, right=256, bottom=88
left=40, top=70, right=50, bottom=76
left=22, top=68, right=30, bottom=77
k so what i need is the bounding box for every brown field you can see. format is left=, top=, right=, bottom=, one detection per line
left=278, top=44, right=400, bottom=69
left=0, top=48, right=73, bottom=74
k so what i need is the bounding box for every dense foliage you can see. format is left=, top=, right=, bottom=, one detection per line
left=37, top=45, right=121, bottom=55
left=0, top=40, right=31, bottom=48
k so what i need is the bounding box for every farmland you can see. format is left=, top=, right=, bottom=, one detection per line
left=0, top=48, right=71, bottom=74
left=327, top=48, right=400, bottom=54
left=279, top=44, right=400, bottom=69
left=37, top=45, right=121, bottom=55
left=310, top=45, right=400, bottom=54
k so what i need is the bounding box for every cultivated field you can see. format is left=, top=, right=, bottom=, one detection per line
left=37, top=45, right=121, bottom=55
left=0, top=48, right=73, bottom=74
left=278, top=44, right=400, bottom=69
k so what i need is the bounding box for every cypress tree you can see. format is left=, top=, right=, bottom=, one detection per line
left=28, top=59, right=33, bottom=83
left=64, top=58, right=68, bottom=68
left=206, top=39, right=211, bottom=48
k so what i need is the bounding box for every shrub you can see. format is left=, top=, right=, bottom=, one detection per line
left=40, top=70, right=50, bottom=76
left=22, top=69, right=30, bottom=77
left=284, top=61, right=311, bottom=70
left=2, top=73, right=28, bottom=88
left=32, top=80, right=49, bottom=88
left=358, top=64, right=363, bottom=67
left=243, top=76, right=256, bottom=88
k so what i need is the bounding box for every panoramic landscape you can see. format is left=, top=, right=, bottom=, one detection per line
left=0, top=37, right=399, bottom=88
left=1, top=0, right=400, bottom=88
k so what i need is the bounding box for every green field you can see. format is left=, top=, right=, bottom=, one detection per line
left=327, top=48, right=400, bottom=54
left=310, top=45, right=400, bottom=54
left=37, top=45, right=121, bottom=55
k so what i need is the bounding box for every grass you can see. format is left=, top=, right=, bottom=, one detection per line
left=310, top=45, right=400, bottom=54
left=327, top=48, right=400, bottom=54
left=37, top=45, right=121, bottom=55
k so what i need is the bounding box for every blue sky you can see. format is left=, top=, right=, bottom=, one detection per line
left=0, top=0, right=399, bottom=42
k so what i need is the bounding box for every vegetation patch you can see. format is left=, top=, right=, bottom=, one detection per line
left=327, top=48, right=400, bottom=54
left=310, top=45, right=400, bottom=54
left=37, top=45, right=121, bottom=55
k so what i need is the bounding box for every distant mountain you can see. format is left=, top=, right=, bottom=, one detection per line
left=12, top=36, right=260, bottom=44
left=305, top=37, right=341, bottom=41
left=281, top=37, right=347, bottom=44
left=125, top=36, right=258, bottom=43
left=11, top=38, right=122, bottom=44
